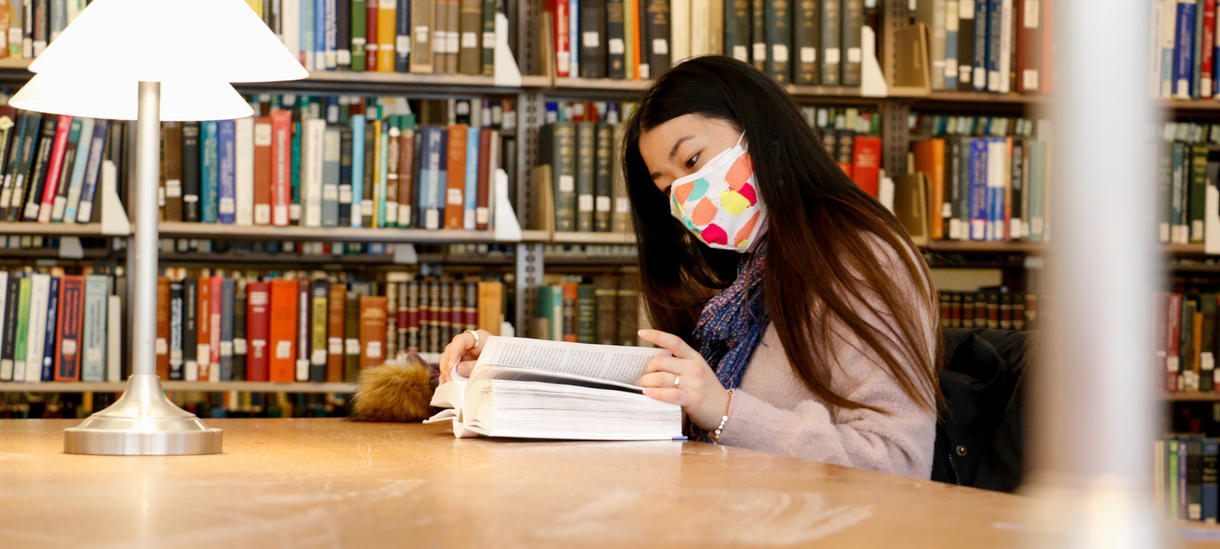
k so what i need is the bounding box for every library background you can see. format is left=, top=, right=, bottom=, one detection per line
left=0, top=0, right=1208, bottom=517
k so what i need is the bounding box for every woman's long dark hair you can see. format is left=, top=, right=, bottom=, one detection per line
left=624, top=56, right=942, bottom=414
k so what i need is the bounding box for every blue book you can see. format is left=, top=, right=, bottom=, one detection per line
left=986, top=0, right=1001, bottom=92
left=302, top=0, right=315, bottom=70
left=74, top=119, right=108, bottom=224
left=419, top=126, right=443, bottom=230
left=217, top=119, right=237, bottom=224
left=1204, top=439, right=1219, bottom=523
left=40, top=276, right=59, bottom=382
left=436, top=127, right=448, bottom=229
left=972, top=0, right=988, bottom=91
left=396, top=0, right=411, bottom=72
left=463, top=127, right=480, bottom=229
left=969, top=138, right=987, bottom=241
left=1175, top=0, right=1197, bottom=98
left=570, top=0, right=579, bottom=76
left=315, top=0, right=327, bottom=70
left=201, top=121, right=219, bottom=224
left=351, top=114, right=366, bottom=227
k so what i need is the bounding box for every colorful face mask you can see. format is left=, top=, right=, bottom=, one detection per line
left=668, top=134, right=766, bottom=252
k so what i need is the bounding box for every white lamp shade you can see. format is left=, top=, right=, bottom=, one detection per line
left=9, top=73, right=254, bottom=121
left=29, top=0, right=307, bottom=83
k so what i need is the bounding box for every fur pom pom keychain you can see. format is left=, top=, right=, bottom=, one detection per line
left=348, top=353, right=440, bottom=422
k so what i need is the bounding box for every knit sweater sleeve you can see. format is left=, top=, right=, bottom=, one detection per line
left=715, top=239, right=938, bottom=479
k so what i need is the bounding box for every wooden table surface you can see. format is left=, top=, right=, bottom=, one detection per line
left=0, top=418, right=1211, bottom=548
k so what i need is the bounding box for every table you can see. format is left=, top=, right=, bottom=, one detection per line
left=0, top=419, right=1208, bottom=548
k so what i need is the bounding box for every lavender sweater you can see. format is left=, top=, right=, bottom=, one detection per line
left=717, top=240, right=938, bottom=479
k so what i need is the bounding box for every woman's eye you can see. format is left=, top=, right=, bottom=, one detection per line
left=685, top=153, right=700, bottom=170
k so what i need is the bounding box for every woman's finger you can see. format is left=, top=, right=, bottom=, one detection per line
left=636, top=371, right=680, bottom=389
left=642, top=355, right=695, bottom=376
left=455, top=360, right=478, bottom=378
left=637, top=329, right=700, bottom=360
left=642, top=387, right=689, bottom=407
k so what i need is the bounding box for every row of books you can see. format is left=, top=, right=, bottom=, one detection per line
left=261, top=0, right=501, bottom=75
left=1149, top=0, right=1220, bottom=100
left=533, top=275, right=641, bottom=346
left=539, top=101, right=632, bottom=233
left=1160, top=121, right=1220, bottom=245
left=909, top=115, right=1053, bottom=242
left=0, top=0, right=84, bottom=60
left=544, top=0, right=869, bottom=85
left=0, top=107, right=119, bottom=225
left=937, top=288, right=1039, bottom=332
left=0, top=268, right=121, bottom=384
left=1160, top=292, right=1220, bottom=393
left=813, top=108, right=882, bottom=198
left=912, top=0, right=1051, bottom=94
left=150, top=95, right=509, bottom=231
left=1154, top=434, right=1219, bottom=522
left=149, top=270, right=505, bottom=384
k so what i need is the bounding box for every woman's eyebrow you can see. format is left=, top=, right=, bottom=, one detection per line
left=668, top=136, right=695, bottom=161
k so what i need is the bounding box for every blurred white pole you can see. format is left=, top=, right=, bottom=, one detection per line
left=1026, top=0, right=1161, bottom=547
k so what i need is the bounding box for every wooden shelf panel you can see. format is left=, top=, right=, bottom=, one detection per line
left=922, top=241, right=1046, bottom=253
left=158, top=222, right=503, bottom=244
left=0, top=381, right=357, bottom=393
left=1166, top=392, right=1220, bottom=402
left=549, top=231, right=637, bottom=245
left=0, top=222, right=113, bottom=236
left=888, top=89, right=1048, bottom=106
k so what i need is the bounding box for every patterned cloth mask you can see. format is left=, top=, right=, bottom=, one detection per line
left=668, top=134, right=767, bottom=252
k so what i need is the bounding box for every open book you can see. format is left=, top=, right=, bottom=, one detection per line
left=426, top=336, right=684, bottom=440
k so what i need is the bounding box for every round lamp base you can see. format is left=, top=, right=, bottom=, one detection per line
left=63, top=374, right=222, bottom=455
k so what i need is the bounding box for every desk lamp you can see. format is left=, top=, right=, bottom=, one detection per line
left=9, top=0, right=306, bottom=455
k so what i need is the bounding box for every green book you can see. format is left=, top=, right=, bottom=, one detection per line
left=352, top=0, right=367, bottom=71
left=724, top=0, right=751, bottom=63
left=593, top=123, right=613, bottom=232
left=576, top=283, right=596, bottom=344
left=1171, top=437, right=1181, bottom=519
left=13, top=277, right=30, bottom=382
left=841, top=0, right=863, bottom=86
left=378, top=125, right=389, bottom=228
left=819, top=0, right=840, bottom=85
left=750, top=0, right=765, bottom=71
left=575, top=122, right=595, bottom=232
left=1190, top=145, right=1208, bottom=243
left=291, top=117, right=303, bottom=224
left=623, top=0, right=635, bottom=77
left=763, top=0, right=791, bottom=82
left=201, top=120, right=219, bottom=223
left=792, top=0, right=818, bottom=84
left=541, top=122, right=577, bottom=232
left=481, top=0, right=496, bottom=75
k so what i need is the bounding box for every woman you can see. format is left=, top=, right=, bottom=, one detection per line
left=440, top=56, right=942, bottom=479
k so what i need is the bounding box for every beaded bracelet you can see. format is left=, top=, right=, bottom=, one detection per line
left=711, top=389, right=735, bottom=444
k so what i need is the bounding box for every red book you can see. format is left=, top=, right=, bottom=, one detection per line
left=268, top=279, right=298, bottom=383
left=156, top=276, right=170, bottom=379
left=209, top=276, right=222, bottom=379
left=1015, top=0, right=1043, bottom=94
left=1040, top=0, right=1053, bottom=94
left=475, top=128, right=494, bottom=230
left=443, top=124, right=468, bottom=229
left=1205, top=1, right=1217, bottom=98
left=359, top=296, right=388, bottom=369
left=253, top=116, right=273, bottom=225
left=850, top=136, right=882, bottom=199
left=551, top=0, right=571, bottom=77
left=365, top=0, right=379, bottom=70
left=1168, top=292, right=1183, bottom=392
left=197, top=277, right=211, bottom=382
left=54, top=275, right=84, bottom=381
left=270, top=109, right=293, bottom=226
left=246, top=281, right=271, bottom=381
left=37, top=114, right=72, bottom=223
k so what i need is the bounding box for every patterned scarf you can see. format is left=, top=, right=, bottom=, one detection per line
left=693, top=239, right=770, bottom=392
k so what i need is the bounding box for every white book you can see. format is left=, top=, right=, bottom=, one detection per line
left=987, top=139, right=1005, bottom=242
left=426, top=336, right=682, bottom=440
left=689, top=0, right=710, bottom=57
left=25, top=274, right=49, bottom=383
left=670, top=0, right=690, bottom=64
left=998, top=0, right=1013, bottom=94
left=282, top=0, right=301, bottom=67
left=63, top=117, right=94, bottom=224
left=235, top=117, right=255, bottom=225
left=80, top=275, right=110, bottom=382
left=0, top=270, right=8, bottom=381
left=107, top=294, right=121, bottom=382
left=322, top=126, right=341, bottom=227
left=303, top=119, right=326, bottom=227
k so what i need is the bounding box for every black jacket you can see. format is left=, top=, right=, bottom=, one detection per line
left=931, top=328, right=1031, bottom=493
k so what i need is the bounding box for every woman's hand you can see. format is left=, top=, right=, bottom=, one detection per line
left=438, top=329, right=491, bottom=384
left=635, top=329, right=730, bottom=430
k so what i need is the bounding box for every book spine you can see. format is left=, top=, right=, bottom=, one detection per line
left=53, top=276, right=82, bottom=381
left=1016, top=0, right=1042, bottom=93
left=579, top=0, right=606, bottom=77
left=217, top=120, right=237, bottom=224
left=575, top=122, right=595, bottom=232
left=352, top=0, right=368, bottom=71
left=160, top=121, right=182, bottom=223
left=985, top=0, right=1002, bottom=92
left=481, top=0, right=495, bottom=75
left=322, top=125, right=341, bottom=227
left=337, top=0, right=352, bottom=68
left=7, top=113, right=37, bottom=222
left=840, top=0, right=861, bottom=86
left=268, top=279, right=296, bottom=382
left=645, top=0, right=668, bottom=76
left=350, top=114, right=366, bottom=227
left=458, top=0, right=481, bottom=74
left=396, top=0, right=411, bottom=72
left=201, top=121, right=219, bottom=223
left=408, top=0, right=434, bottom=73
left=443, top=124, right=467, bottom=229
left=253, top=117, right=273, bottom=225
left=181, top=121, right=201, bottom=223
left=398, top=125, right=416, bottom=227
left=246, top=282, right=270, bottom=381
left=1205, top=439, right=1219, bottom=522
left=944, top=0, right=959, bottom=89
left=957, top=0, right=975, bottom=90
left=39, top=276, right=59, bottom=382
left=606, top=0, right=626, bottom=77
left=209, top=277, right=222, bottom=381
left=0, top=275, right=17, bottom=381
left=296, top=278, right=311, bottom=381
left=168, top=279, right=184, bottom=380
left=972, top=0, right=987, bottom=90
left=462, top=124, right=479, bottom=229
left=819, top=0, right=840, bottom=85
left=235, top=117, right=255, bottom=225
left=21, top=115, right=55, bottom=221
left=38, top=114, right=71, bottom=223
left=344, top=290, right=360, bottom=382
left=327, top=283, right=346, bottom=382
left=182, top=277, right=197, bottom=381
left=969, top=138, right=987, bottom=240
left=233, top=279, right=247, bottom=381
left=793, top=0, right=818, bottom=84
left=386, top=120, right=400, bottom=227
left=310, top=280, right=329, bottom=382
left=219, top=278, right=235, bottom=381
left=553, top=122, right=577, bottom=231
left=553, top=0, right=571, bottom=76
left=13, top=277, right=30, bottom=382
left=197, top=277, right=212, bottom=381
left=611, top=123, right=630, bottom=233
left=360, top=295, right=388, bottom=368
left=339, top=125, right=354, bottom=226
